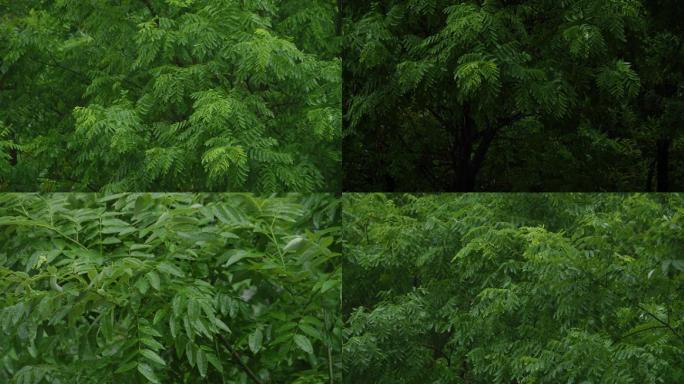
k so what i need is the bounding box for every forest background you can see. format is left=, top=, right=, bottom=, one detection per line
left=344, top=0, right=684, bottom=191
left=343, top=193, right=684, bottom=383
left=0, top=0, right=341, bottom=192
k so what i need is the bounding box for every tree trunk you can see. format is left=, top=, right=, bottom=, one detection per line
left=9, top=147, right=17, bottom=166
left=646, top=158, right=655, bottom=191
left=453, top=152, right=474, bottom=191
left=453, top=105, right=476, bottom=191
left=336, top=0, right=342, bottom=36
left=656, top=138, right=671, bottom=192
left=376, top=125, right=396, bottom=191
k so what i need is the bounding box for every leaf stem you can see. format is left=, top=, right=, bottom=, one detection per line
left=328, top=346, right=334, bottom=384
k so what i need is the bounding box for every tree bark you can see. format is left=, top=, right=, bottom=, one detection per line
left=656, top=138, right=671, bottom=192
left=450, top=111, right=519, bottom=191
left=336, top=0, right=342, bottom=36
left=646, top=158, right=656, bottom=191
left=453, top=105, right=475, bottom=191
left=9, top=147, right=17, bottom=166
left=219, top=335, right=264, bottom=384
left=376, top=125, right=396, bottom=191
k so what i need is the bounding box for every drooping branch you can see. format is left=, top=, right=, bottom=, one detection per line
left=471, top=113, right=525, bottom=174
left=637, top=304, right=684, bottom=342
left=219, top=335, right=264, bottom=384
left=617, top=325, right=668, bottom=341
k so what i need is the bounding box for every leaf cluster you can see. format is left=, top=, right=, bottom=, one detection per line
left=0, top=0, right=341, bottom=192
left=343, top=193, right=684, bottom=383
left=343, top=0, right=684, bottom=191
left=0, top=193, right=341, bottom=383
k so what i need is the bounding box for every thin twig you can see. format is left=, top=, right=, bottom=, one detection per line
left=328, top=346, right=334, bottom=384
left=617, top=325, right=668, bottom=342
left=219, top=335, right=264, bottom=384
left=637, top=304, right=684, bottom=342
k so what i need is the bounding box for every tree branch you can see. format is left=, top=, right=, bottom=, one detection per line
left=470, top=125, right=499, bottom=178
left=328, top=346, right=334, bottom=384
left=33, top=57, right=90, bottom=82
left=219, top=335, right=264, bottom=384
left=637, top=304, right=684, bottom=342
left=471, top=113, right=526, bottom=170
left=617, top=325, right=668, bottom=342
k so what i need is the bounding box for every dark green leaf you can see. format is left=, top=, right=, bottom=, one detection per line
left=293, top=334, right=313, bottom=354
left=140, top=349, right=166, bottom=366
left=137, top=363, right=160, bottom=384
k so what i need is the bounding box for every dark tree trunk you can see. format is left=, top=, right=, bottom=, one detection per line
left=656, top=138, right=671, bottom=192
left=9, top=147, right=17, bottom=166
left=451, top=110, right=506, bottom=192
left=646, top=158, right=656, bottom=191
left=384, top=173, right=396, bottom=191
left=460, top=359, right=470, bottom=383
left=453, top=152, right=475, bottom=191
left=376, top=125, right=396, bottom=191
left=336, top=0, right=342, bottom=36
left=453, top=105, right=476, bottom=191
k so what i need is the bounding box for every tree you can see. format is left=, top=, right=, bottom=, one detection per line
left=343, top=193, right=684, bottom=383
left=343, top=0, right=684, bottom=191
left=0, top=193, right=341, bottom=383
left=637, top=0, right=684, bottom=191
left=0, top=0, right=340, bottom=192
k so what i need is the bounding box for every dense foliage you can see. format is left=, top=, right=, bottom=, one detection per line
left=0, top=0, right=340, bottom=192
left=0, top=193, right=341, bottom=383
left=343, top=193, right=684, bottom=383
left=343, top=0, right=684, bottom=191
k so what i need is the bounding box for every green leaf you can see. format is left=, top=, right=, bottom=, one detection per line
left=49, top=275, right=63, bottom=292
left=220, top=231, right=240, bottom=239
left=114, top=360, right=137, bottom=374
left=146, top=271, right=161, bottom=290
left=101, top=236, right=122, bottom=244
left=662, top=260, right=671, bottom=274
left=320, top=279, right=337, bottom=293
left=152, top=308, right=166, bottom=325
left=141, top=337, right=164, bottom=351
left=214, top=205, right=248, bottom=225
left=224, top=250, right=258, bottom=268
left=102, top=218, right=130, bottom=227
left=249, top=328, right=263, bottom=354
left=206, top=352, right=224, bottom=373
left=196, top=348, right=207, bottom=377
left=284, top=236, right=305, bottom=252
left=185, top=342, right=195, bottom=367
left=98, top=194, right=127, bottom=203
left=293, top=334, right=313, bottom=354
left=101, top=226, right=134, bottom=235
left=137, top=363, right=160, bottom=384
left=141, top=349, right=166, bottom=366
left=157, top=262, right=185, bottom=277
left=187, top=299, right=200, bottom=322
left=169, top=317, right=177, bottom=338
left=140, top=326, right=162, bottom=338
left=136, top=277, right=150, bottom=294
left=298, top=323, right=322, bottom=341
left=213, top=318, right=231, bottom=333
